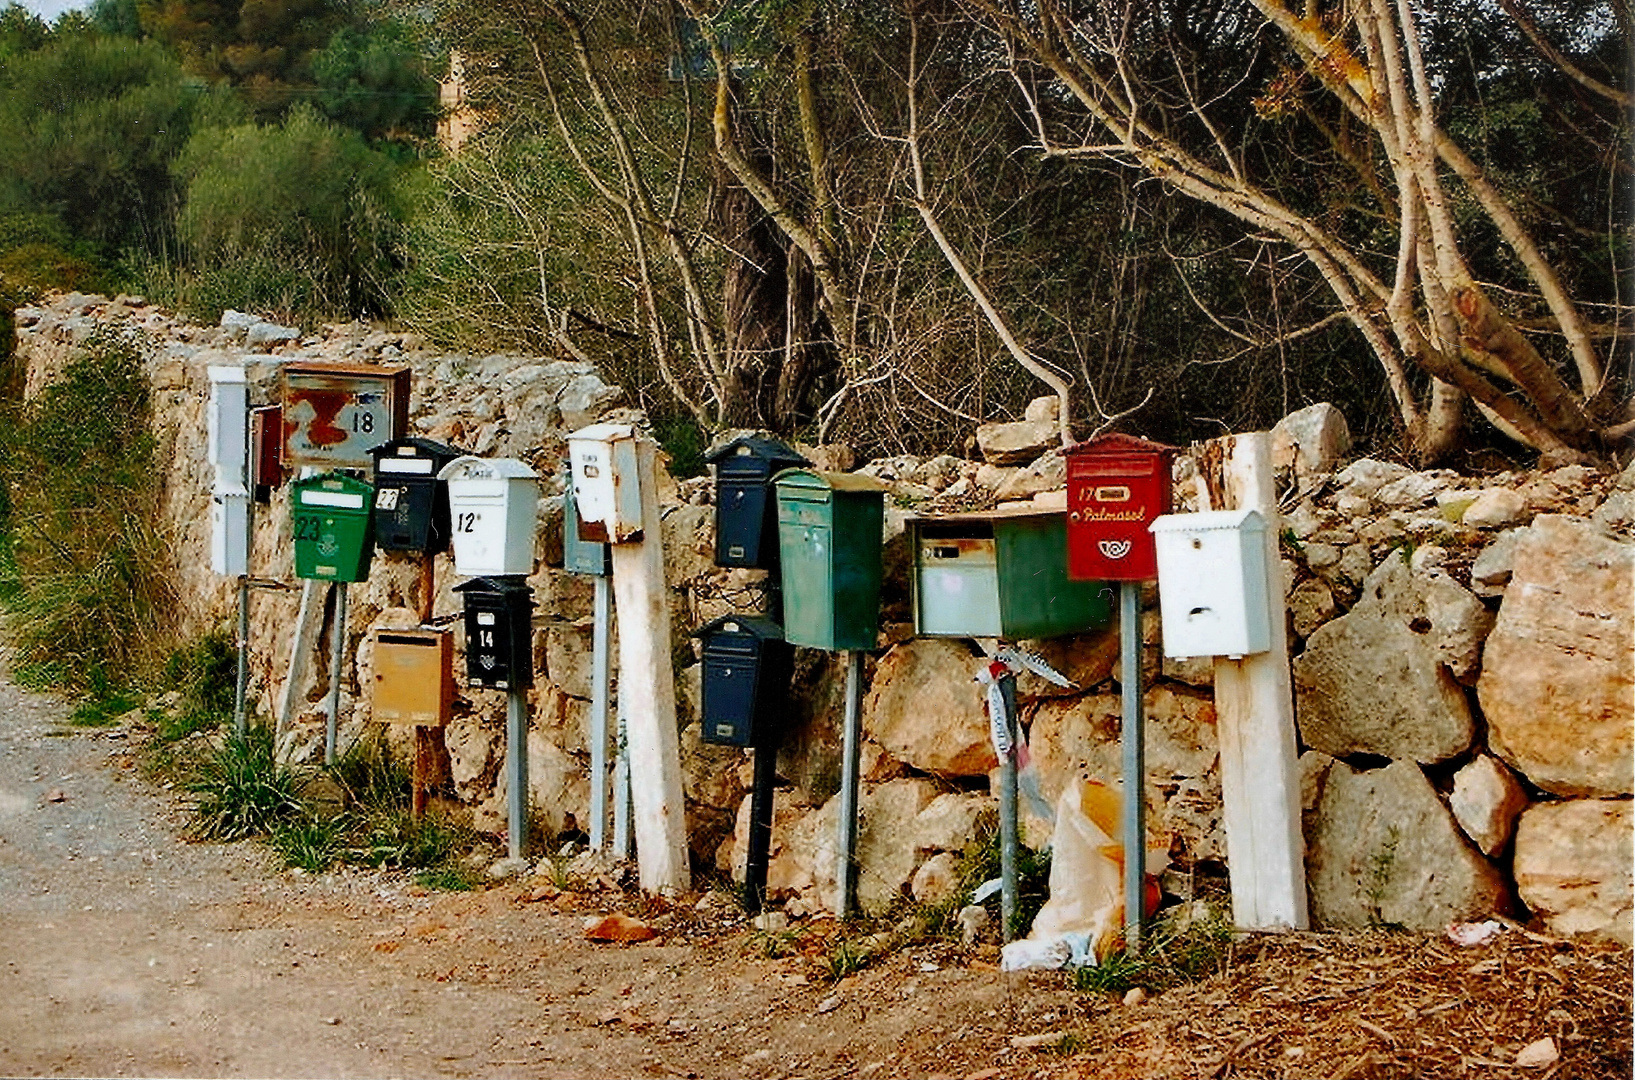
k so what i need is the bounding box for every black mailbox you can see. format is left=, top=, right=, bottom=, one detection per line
left=694, top=614, right=793, bottom=748
left=705, top=435, right=809, bottom=569
left=370, top=437, right=465, bottom=554
left=454, top=576, right=536, bottom=690
left=562, top=470, right=611, bottom=577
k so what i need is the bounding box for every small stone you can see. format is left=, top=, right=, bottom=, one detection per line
left=583, top=912, right=658, bottom=943
left=1461, top=488, right=1527, bottom=529
left=1010, top=1031, right=1066, bottom=1050
left=1023, top=395, right=1060, bottom=423
left=1335, top=458, right=1410, bottom=499
left=910, top=851, right=961, bottom=905
left=1514, top=1037, right=1559, bottom=1069
left=752, top=911, right=788, bottom=932
left=1289, top=578, right=1337, bottom=639
left=43, top=788, right=67, bottom=803
left=816, top=994, right=842, bottom=1014
left=1449, top=755, right=1529, bottom=857
left=957, top=904, right=991, bottom=945
left=1122, top=987, right=1147, bottom=1006
left=487, top=856, right=531, bottom=880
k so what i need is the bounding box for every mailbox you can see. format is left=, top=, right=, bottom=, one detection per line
left=1150, top=508, right=1271, bottom=659
left=562, top=470, right=611, bottom=577
left=566, top=423, right=644, bottom=543
left=439, top=456, right=539, bottom=577
left=282, top=362, right=410, bottom=468
left=249, top=405, right=284, bottom=503
left=290, top=472, right=375, bottom=582
left=693, top=615, right=794, bottom=747
left=370, top=437, right=464, bottom=555
left=454, top=577, right=536, bottom=690
left=1064, top=433, right=1176, bottom=581
left=911, top=509, right=1112, bottom=641
left=207, top=366, right=248, bottom=486
left=705, top=435, right=809, bottom=569
left=371, top=627, right=454, bottom=726
left=774, top=469, right=888, bottom=651
left=210, top=486, right=250, bottom=577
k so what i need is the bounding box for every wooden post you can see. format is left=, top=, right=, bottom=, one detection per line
left=413, top=553, right=436, bottom=820
left=607, top=437, right=689, bottom=893
left=1207, top=432, right=1309, bottom=930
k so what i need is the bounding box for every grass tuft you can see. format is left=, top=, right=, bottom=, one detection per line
left=183, top=724, right=309, bottom=841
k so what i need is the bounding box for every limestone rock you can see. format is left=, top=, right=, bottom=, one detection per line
left=1462, top=487, right=1527, bottom=529
left=1271, top=403, right=1351, bottom=476
left=863, top=639, right=995, bottom=778
left=1513, top=799, right=1633, bottom=945
left=1289, top=578, right=1337, bottom=639
left=912, top=793, right=995, bottom=853
left=1293, top=556, right=1476, bottom=763
left=1335, top=459, right=1410, bottom=499
left=911, top=851, right=962, bottom=905
left=557, top=373, right=624, bottom=430
left=442, top=713, right=501, bottom=800
left=1023, top=395, right=1060, bottom=423
left=1306, top=760, right=1507, bottom=931
left=1376, top=469, right=1461, bottom=507
left=1012, top=628, right=1119, bottom=702
left=975, top=418, right=1058, bottom=466
left=720, top=790, right=814, bottom=899
left=994, top=450, right=1066, bottom=501
left=524, top=732, right=589, bottom=836
left=1479, top=515, right=1634, bottom=796
left=1161, top=653, right=1214, bottom=687
left=245, top=321, right=300, bottom=350
left=1449, top=755, right=1529, bottom=857
left=544, top=620, right=596, bottom=699
left=1162, top=772, right=1227, bottom=861
left=788, top=778, right=941, bottom=915
left=1591, top=488, right=1635, bottom=532
left=1470, top=526, right=1527, bottom=597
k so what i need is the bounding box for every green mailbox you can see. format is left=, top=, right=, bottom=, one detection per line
left=910, top=509, right=1112, bottom=641
left=774, top=469, right=889, bottom=651
left=291, top=472, right=375, bottom=582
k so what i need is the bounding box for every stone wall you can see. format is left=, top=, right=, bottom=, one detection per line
left=13, top=296, right=1632, bottom=944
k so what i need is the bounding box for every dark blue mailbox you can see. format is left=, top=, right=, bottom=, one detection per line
left=705, top=435, right=809, bottom=569
left=694, top=614, right=793, bottom=748
left=454, top=576, right=535, bottom=691
left=370, top=437, right=465, bottom=555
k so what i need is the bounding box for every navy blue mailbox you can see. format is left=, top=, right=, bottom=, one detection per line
left=705, top=436, right=809, bottom=569
left=454, top=576, right=535, bottom=690
left=562, top=471, right=612, bottom=577
left=370, top=437, right=465, bottom=554
left=694, top=614, right=793, bottom=748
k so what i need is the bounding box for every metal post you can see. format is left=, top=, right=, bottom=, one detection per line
left=998, top=671, right=1020, bottom=942
left=324, top=582, right=348, bottom=764
left=612, top=697, right=633, bottom=859
left=506, top=687, right=529, bottom=861
left=588, top=575, right=613, bottom=851
left=834, top=650, right=864, bottom=918
left=233, top=498, right=254, bottom=737
left=744, top=740, right=778, bottom=915
left=1120, top=580, right=1146, bottom=950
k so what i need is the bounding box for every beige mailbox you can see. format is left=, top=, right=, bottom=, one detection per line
left=1149, top=508, right=1272, bottom=659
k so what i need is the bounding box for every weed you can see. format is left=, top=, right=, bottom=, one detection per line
left=327, top=734, right=410, bottom=813
left=955, top=820, right=1053, bottom=941
left=1070, top=907, right=1235, bottom=995
left=747, top=928, right=801, bottom=960
left=183, top=724, right=309, bottom=841
left=159, top=629, right=238, bottom=736
left=343, top=809, right=468, bottom=870
left=67, top=668, right=138, bottom=727
left=271, top=813, right=347, bottom=873
left=815, top=936, right=869, bottom=983
left=415, top=863, right=481, bottom=891
left=1052, top=1032, right=1089, bottom=1056
left=1366, top=826, right=1403, bottom=926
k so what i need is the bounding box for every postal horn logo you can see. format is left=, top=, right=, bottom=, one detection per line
left=1098, top=539, right=1133, bottom=560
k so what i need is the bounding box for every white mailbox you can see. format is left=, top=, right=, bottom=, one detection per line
left=1150, top=508, right=1271, bottom=659
left=207, top=366, right=249, bottom=486
left=566, top=423, right=644, bottom=544
left=211, top=485, right=250, bottom=577
left=438, top=456, right=539, bottom=577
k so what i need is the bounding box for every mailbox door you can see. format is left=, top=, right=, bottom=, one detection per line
left=714, top=476, right=772, bottom=568
left=701, top=637, right=760, bottom=746
left=211, top=487, right=250, bottom=577
left=776, top=483, right=836, bottom=650
left=462, top=602, right=512, bottom=688
left=913, top=529, right=1002, bottom=638
left=830, top=490, right=885, bottom=651
left=249, top=405, right=283, bottom=502
left=292, top=477, right=374, bottom=582
left=562, top=476, right=612, bottom=576
left=993, top=513, right=1112, bottom=640
left=372, top=478, right=436, bottom=552
left=1066, top=453, right=1170, bottom=581
left=449, top=486, right=531, bottom=576
left=372, top=629, right=453, bottom=726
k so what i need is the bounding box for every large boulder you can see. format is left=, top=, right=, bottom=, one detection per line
left=787, top=777, right=941, bottom=915
left=863, top=639, right=995, bottom=778
left=1478, top=515, right=1634, bottom=796
left=975, top=418, right=1058, bottom=466
left=1513, top=799, right=1633, bottom=945
left=1293, top=556, right=1477, bottom=762
left=1306, top=759, right=1508, bottom=931
left=1271, top=402, right=1351, bottom=477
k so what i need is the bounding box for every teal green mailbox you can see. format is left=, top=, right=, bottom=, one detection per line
left=774, top=469, right=888, bottom=651
left=291, top=472, right=375, bottom=582
left=911, top=509, right=1111, bottom=641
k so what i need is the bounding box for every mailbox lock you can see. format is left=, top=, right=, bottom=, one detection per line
left=583, top=464, right=600, bottom=478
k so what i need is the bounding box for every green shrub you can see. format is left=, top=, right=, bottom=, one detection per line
left=1069, top=908, right=1235, bottom=994
left=327, top=733, right=411, bottom=813
left=184, top=724, right=310, bottom=841
left=415, top=862, right=481, bottom=892
left=343, top=808, right=468, bottom=870
left=270, top=812, right=348, bottom=873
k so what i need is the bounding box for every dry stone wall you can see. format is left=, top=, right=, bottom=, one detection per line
left=13, top=292, right=1632, bottom=943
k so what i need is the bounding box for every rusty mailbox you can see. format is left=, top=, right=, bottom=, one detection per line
left=1064, top=433, right=1176, bottom=582
left=281, top=362, right=410, bottom=468
left=371, top=627, right=455, bottom=726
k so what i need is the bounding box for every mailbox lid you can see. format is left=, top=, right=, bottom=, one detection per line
left=291, top=472, right=375, bottom=582
left=705, top=435, right=809, bottom=479
left=774, top=470, right=888, bottom=651
left=1150, top=508, right=1271, bottom=658
left=911, top=521, right=1002, bottom=638
left=371, top=627, right=454, bottom=726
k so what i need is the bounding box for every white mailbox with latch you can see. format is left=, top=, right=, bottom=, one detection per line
left=438, top=456, right=539, bottom=577
left=566, top=423, right=644, bottom=544
left=1150, top=508, right=1271, bottom=659
left=211, top=486, right=250, bottom=577
left=207, top=366, right=249, bottom=485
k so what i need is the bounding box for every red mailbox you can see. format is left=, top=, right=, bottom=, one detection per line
left=1064, top=433, right=1176, bottom=581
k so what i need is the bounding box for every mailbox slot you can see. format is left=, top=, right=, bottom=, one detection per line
left=774, top=469, right=887, bottom=651
left=371, top=628, right=454, bottom=726
left=290, top=472, right=375, bottom=582
left=455, top=577, right=536, bottom=690
left=439, top=456, right=540, bottom=577
left=370, top=438, right=464, bottom=555
left=706, top=436, right=809, bottom=569
left=1063, top=433, right=1176, bottom=582
left=1150, top=508, right=1271, bottom=659
left=567, top=424, right=644, bottom=544
left=695, top=615, right=793, bottom=747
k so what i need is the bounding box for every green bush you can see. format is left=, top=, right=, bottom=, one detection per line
left=154, top=628, right=239, bottom=740
left=184, top=724, right=310, bottom=841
